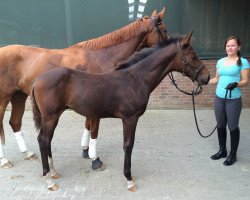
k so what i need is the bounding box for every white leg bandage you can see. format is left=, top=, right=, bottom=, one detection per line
left=81, top=128, right=90, bottom=148
left=89, top=138, right=97, bottom=159
left=14, top=131, right=28, bottom=153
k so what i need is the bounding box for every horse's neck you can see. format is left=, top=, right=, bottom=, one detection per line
left=74, top=21, right=148, bottom=66
left=130, top=45, right=177, bottom=94
left=100, top=35, right=146, bottom=64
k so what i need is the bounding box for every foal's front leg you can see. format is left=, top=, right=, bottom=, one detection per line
left=81, top=118, right=91, bottom=158
left=122, top=117, right=138, bottom=192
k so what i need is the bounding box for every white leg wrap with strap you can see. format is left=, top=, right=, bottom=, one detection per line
left=14, top=131, right=28, bottom=153
left=81, top=128, right=90, bottom=148
left=89, top=138, right=97, bottom=159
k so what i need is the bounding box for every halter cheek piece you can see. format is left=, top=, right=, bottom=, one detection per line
left=150, top=16, right=168, bottom=43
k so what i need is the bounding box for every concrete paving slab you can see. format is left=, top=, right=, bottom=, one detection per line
left=0, top=109, right=250, bottom=200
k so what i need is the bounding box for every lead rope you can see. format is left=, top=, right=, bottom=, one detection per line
left=191, top=85, right=228, bottom=138
left=169, top=72, right=228, bottom=138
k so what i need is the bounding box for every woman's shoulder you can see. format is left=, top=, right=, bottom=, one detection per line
left=240, top=57, right=249, bottom=63
left=240, top=57, right=250, bottom=69
left=216, top=57, right=226, bottom=65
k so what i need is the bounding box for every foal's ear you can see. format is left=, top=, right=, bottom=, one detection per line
left=180, top=31, right=193, bottom=46
left=158, top=7, right=166, bottom=20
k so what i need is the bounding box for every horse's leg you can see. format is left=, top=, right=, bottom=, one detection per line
left=81, top=118, right=91, bottom=159
left=122, top=117, right=138, bottom=192
left=0, top=98, right=13, bottom=169
left=9, top=92, right=36, bottom=160
left=88, top=118, right=105, bottom=171
left=47, top=134, right=59, bottom=179
left=38, top=117, right=59, bottom=191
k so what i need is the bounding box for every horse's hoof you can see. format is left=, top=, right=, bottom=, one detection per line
left=92, top=157, right=105, bottom=171
left=1, top=161, right=13, bottom=169
left=25, top=152, right=37, bottom=160
left=129, top=185, right=138, bottom=192
left=48, top=184, right=59, bottom=191
left=51, top=173, right=60, bottom=179
left=82, top=148, right=90, bottom=159
left=127, top=181, right=137, bottom=192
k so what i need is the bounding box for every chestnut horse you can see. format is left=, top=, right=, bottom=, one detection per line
left=0, top=9, right=168, bottom=168
left=31, top=32, right=210, bottom=191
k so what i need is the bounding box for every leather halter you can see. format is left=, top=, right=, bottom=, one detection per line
left=176, top=41, right=205, bottom=82
left=150, top=16, right=168, bottom=43
left=168, top=41, right=205, bottom=96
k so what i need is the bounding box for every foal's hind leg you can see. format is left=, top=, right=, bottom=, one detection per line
left=0, top=98, right=13, bottom=168
left=38, top=118, right=59, bottom=191
left=9, top=92, right=36, bottom=160
left=88, top=118, right=105, bottom=171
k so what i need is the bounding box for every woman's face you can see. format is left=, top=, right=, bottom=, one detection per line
left=225, top=39, right=240, bottom=57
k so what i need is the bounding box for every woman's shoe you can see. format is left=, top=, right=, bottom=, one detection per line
left=223, top=153, right=236, bottom=166
left=211, top=148, right=227, bottom=160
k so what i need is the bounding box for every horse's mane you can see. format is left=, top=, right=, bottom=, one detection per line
left=115, top=35, right=183, bottom=71
left=73, top=17, right=151, bottom=50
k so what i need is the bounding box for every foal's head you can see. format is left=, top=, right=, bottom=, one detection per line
left=141, top=8, right=168, bottom=48
left=171, top=32, right=210, bottom=86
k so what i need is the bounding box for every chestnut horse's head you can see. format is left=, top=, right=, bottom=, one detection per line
left=172, top=32, right=210, bottom=86
left=141, top=7, right=169, bottom=48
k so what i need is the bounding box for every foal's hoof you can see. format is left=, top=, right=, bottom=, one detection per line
left=127, top=181, right=137, bottom=192
left=51, top=173, right=60, bottom=179
left=25, top=151, right=37, bottom=160
left=1, top=161, right=13, bottom=169
left=92, top=157, right=105, bottom=171
left=48, top=184, right=59, bottom=191
left=82, top=148, right=90, bottom=159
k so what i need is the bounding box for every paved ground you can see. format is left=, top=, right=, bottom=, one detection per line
left=1, top=109, right=250, bottom=200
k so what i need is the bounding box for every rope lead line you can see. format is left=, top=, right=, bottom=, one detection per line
left=169, top=72, right=228, bottom=138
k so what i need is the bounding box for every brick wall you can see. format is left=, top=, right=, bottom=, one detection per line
left=148, top=59, right=250, bottom=109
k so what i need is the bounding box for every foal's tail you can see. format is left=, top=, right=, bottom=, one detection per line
left=31, top=86, right=42, bottom=131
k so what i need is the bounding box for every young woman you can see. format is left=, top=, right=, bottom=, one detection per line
left=209, top=36, right=250, bottom=166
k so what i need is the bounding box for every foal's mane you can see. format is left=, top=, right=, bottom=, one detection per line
left=115, top=35, right=183, bottom=70
left=74, top=17, right=151, bottom=50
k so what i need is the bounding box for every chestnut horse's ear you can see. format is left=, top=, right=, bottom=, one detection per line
left=158, top=7, right=166, bottom=20
left=151, top=9, right=157, bottom=16
left=181, top=31, right=193, bottom=46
